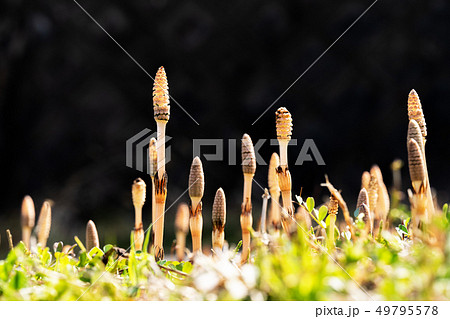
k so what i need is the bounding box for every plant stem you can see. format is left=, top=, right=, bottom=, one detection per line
left=156, top=121, right=166, bottom=179
left=175, top=231, right=186, bottom=261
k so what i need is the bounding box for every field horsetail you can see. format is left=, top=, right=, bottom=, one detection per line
left=241, top=134, right=256, bottom=263
left=189, top=156, right=205, bottom=255
left=275, top=107, right=296, bottom=235
left=152, top=66, right=170, bottom=261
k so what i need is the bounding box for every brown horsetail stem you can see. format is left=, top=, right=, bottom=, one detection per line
left=371, top=165, right=390, bottom=229
left=175, top=203, right=190, bottom=261
left=408, top=89, right=427, bottom=139
left=241, top=134, right=256, bottom=263
left=212, top=188, right=226, bottom=251
left=153, top=171, right=168, bottom=260
left=37, top=201, right=52, bottom=247
left=359, top=203, right=373, bottom=236
left=268, top=152, right=281, bottom=231
left=86, top=220, right=100, bottom=252
left=132, top=178, right=146, bottom=251
left=149, top=137, right=157, bottom=245
left=408, top=137, right=429, bottom=228
left=189, top=156, right=205, bottom=254
left=152, top=66, right=170, bottom=260
left=260, top=188, right=270, bottom=234
left=295, top=206, right=311, bottom=231
left=407, top=119, right=434, bottom=216
left=327, top=195, right=339, bottom=250
left=321, top=176, right=353, bottom=237
left=275, top=108, right=295, bottom=234
left=368, top=171, right=379, bottom=216
left=153, top=66, right=170, bottom=179
left=356, top=188, right=372, bottom=237
left=21, top=195, right=35, bottom=250
left=408, top=139, right=426, bottom=195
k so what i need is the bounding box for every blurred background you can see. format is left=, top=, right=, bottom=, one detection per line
left=0, top=0, right=449, bottom=257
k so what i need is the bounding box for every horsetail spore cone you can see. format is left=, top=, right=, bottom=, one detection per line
left=132, top=178, right=146, bottom=251
left=361, top=171, right=370, bottom=191
left=153, top=66, right=170, bottom=179
left=275, top=107, right=292, bottom=168
left=86, top=220, right=99, bottom=252
left=189, top=156, right=204, bottom=254
left=175, top=203, right=190, bottom=261
left=21, top=195, right=35, bottom=249
left=212, top=188, right=226, bottom=251
left=241, top=134, right=256, bottom=263
left=268, top=153, right=281, bottom=231
left=37, top=201, right=52, bottom=247
left=408, top=89, right=427, bottom=139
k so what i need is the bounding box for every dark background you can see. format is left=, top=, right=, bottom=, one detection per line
left=1, top=0, right=449, bottom=256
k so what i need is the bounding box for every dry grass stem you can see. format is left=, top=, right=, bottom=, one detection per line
left=321, top=176, right=353, bottom=236
left=6, top=229, right=13, bottom=250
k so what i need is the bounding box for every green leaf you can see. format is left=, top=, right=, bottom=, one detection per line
left=182, top=262, right=193, bottom=273
left=74, top=236, right=86, bottom=253
left=325, top=214, right=331, bottom=227
left=142, top=225, right=152, bottom=254
left=103, top=244, right=113, bottom=253
left=88, top=247, right=104, bottom=258
left=443, top=203, right=449, bottom=217
left=77, top=252, right=87, bottom=267
left=398, top=224, right=408, bottom=234
left=404, top=218, right=410, bottom=228
left=10, top=271, right=27, bottom=290
left=306, top=197, right=315, bottom=212
left=53, top=241, right=64, bottom=253
left=318, top=205, right=328, bottom=221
